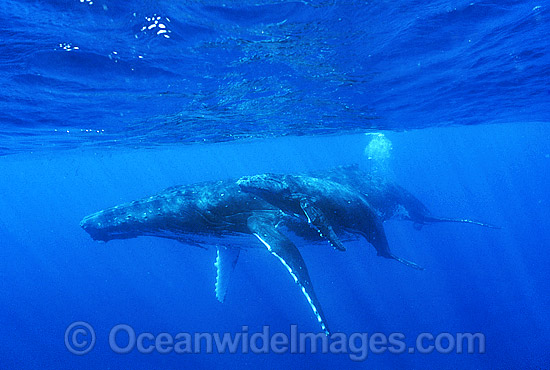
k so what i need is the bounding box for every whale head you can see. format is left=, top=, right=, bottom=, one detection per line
left=80, top=188, right=207, bottom=242
left=238, top=174, right=292, bottom=200
left=80, top=205, right=145, bottom=242
left=237, top=173, right=304, bottom=216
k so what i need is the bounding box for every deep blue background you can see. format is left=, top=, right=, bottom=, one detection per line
left=1, top=124, right=550, bottom=368
left=1, top=0, right=550, bottom=368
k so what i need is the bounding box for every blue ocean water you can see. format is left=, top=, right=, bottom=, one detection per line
left=1, top=0, right=549, bottom=369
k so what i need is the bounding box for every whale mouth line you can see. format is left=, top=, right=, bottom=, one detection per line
left=84, top=230, right=140, bottom=242
left=80, top=219, right=139, bottom=242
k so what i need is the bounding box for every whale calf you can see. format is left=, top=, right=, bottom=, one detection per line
left=237, top=173, right=423, bottom=270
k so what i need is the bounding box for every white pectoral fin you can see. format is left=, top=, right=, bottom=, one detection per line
left=248, top=215, right=331, bottom=336
left=214, top=246, right=240, bottom=303
left=299, top=198, right=346, bottom=251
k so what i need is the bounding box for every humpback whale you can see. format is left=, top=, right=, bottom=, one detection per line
left=237, top=173, right=423, bottom=270
left=80, top=179, right=332, bottom=335
left=316, top=165, right=499, bottom=229
left=80, top=165, right=496, bottom=335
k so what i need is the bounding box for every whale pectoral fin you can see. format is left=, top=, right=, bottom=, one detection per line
left=299, top=198, right=346, bottom=251
left=247, top=215, right=331, bottom=336
left=361, top=217, right=425, bottom=271
left=389, top=253, right=424, bottom=270
left=421, top=216, right=501, bottom=229
left=214, top=246, right=240, bottom=303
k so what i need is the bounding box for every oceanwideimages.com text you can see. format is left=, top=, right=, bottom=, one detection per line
left=65, top=322, right=485, bottom=361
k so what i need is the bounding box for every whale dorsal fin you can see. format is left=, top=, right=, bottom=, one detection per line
left=247, top=214, right=331, bottom=336
left=299, top=197, right=346, bottom=251
left=214, top=246, right=240, bottom=303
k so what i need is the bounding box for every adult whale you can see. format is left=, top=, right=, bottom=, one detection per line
left=80, top=165, right=495, bottom=334
left=316, top=165, right=499, bottom=229
left=80, top=179, right=332, bottom=335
